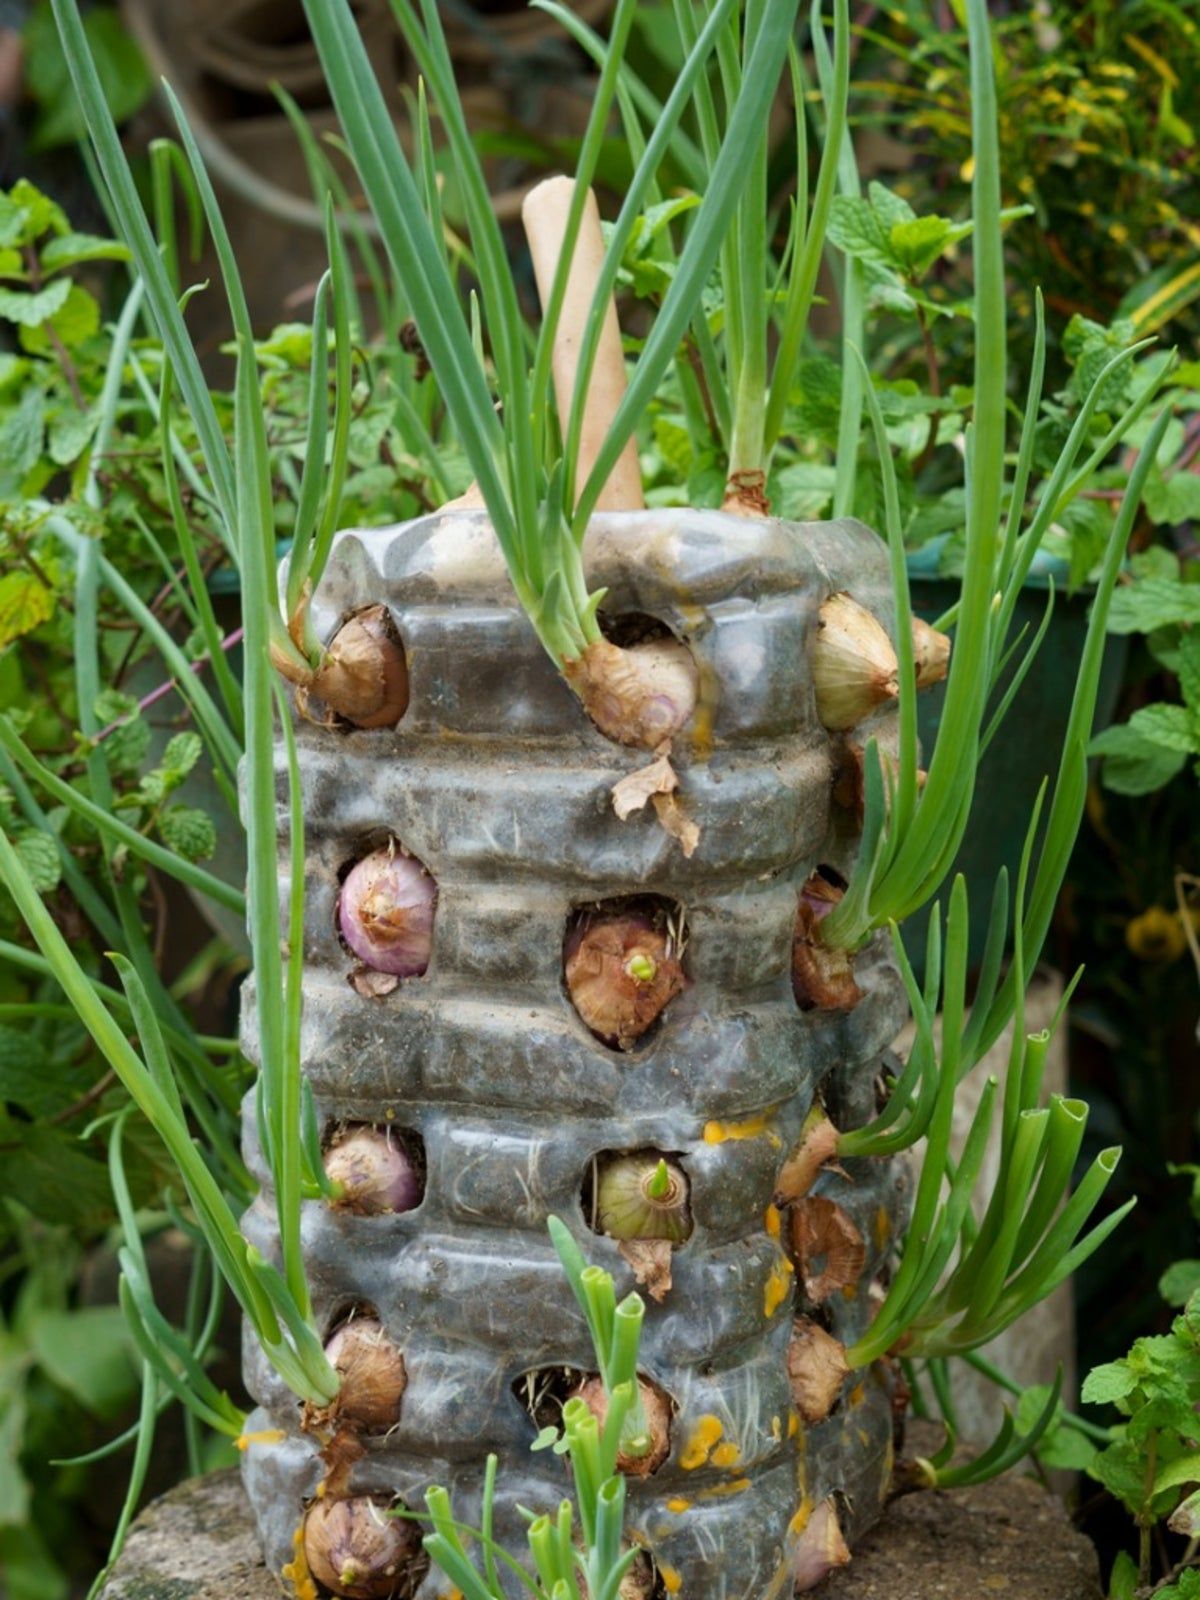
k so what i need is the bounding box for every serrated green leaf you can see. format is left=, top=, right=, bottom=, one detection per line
left=47, top=403, right=97, bottom=465
left=0, top=277, right=71, bottom=328
left=0, top=179, right=68, bottom=243
left=13, top=829, right=61, bottom=894
left=1144, top=471, right=1200, bottom=526
left=1126, top=702, right=1197, bottom=755
left=890, top=213, right=956, bottom=276
left=0, top=387, right=46, bottom=477
left=1090, top=722, right=1189, bottom=794
left=1108, top=577, right=1200, bottom=635
left=161, top=731, right=203, bottom=782
left=1161, top=1262, right=1200, bottom=1308
left=1154, top=1451, right=1200, bottom=1498
left=39, top=230, right=129, bottom=269
left=18, top=283, right=100, bottom=352
left=158, top=804, right=216, bottom=863
left=1082, top=1360, right=1139, bottom=1405
left=0, top=571, right=54, bottom=648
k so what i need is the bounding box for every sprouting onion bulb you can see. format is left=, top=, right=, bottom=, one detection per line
left=275, top=605, right=410, bottom=731
left=565, top=911, right=686, bottom=1050
left=793, top=874, right=862, bottom=1013
left=338, top=844, right=437, bottom=978
left=324, top=1316, right=407, bottom=1432
left=303, top=1496, right=426, bottom=1599
left=911, top=615, right=951, bottom=689
left=812, top=593, right=899, bottom=731
left=595, top=1153, right=692, bottom=1243
left=573, top=1374, right=672, bottom=1477
left=324, top=1125, right=424, bottom=1216
left=565, top=636, right=699, bottom=750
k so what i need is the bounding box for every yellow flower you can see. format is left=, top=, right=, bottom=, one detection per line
left=1126, top=907, right=1188, bottom=962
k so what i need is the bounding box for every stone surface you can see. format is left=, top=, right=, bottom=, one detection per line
left=98, top=1455, right=1101, bottom=1600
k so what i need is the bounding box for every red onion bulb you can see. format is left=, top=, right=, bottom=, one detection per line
left=303, top=1496, right=427, bottom=1599
left=338, top=845, right=436, bottom=978
left=324, top=1316, right=407, bottom=1432
left=565, top=911, right=686, bottom=1050
left=324, top=1126, right=424, bottom=1216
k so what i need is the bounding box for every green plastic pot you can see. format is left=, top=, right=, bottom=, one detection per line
left=903, top=539, right=1128, bottom=980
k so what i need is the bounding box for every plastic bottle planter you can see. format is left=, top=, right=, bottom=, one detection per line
left=239, top=508, right=912, bottom=1600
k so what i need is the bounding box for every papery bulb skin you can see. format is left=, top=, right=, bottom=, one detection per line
left=311, top=606, right=410, bottom=730
left=565, top=636, right=699, bottom=750
left=565, top=911, right=686, bottom=1050
left=793, top=1497, right=852, bottom=1591
left=595, top=1153, right=693, bottom=1243
left=812, top=592, right=899, bottom=731
left=324, top=1126, right=424, bottom=1216
left=776, top=1106, right=841, bottom=1203
left=832, top=741, right=927, bottom=828
left=573, top=1375, right=672, bottom=1478
left=303, top=1496, right=427, bottom=1599
left=618, top=1551, right=657, bottom=1600
left=324, top=1316, right=407, bottom=1432
left=791, top=1196, right=866, bottom=1304
left=338, top=845, right=437, bottom=978
left=911, top=615, right=951, bottom=689
left=787, top=1318, right=850, bottom=1425
left=792, top=874, right=863, bottom=1013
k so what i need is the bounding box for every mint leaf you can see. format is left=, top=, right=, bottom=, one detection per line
left=158, top=805, right=216, bottom=863
left=18, top=284, right=100, bottom=353
left=0, top=387, right=45, bottom=478
left=1090, top=718, right=1189, bottom=795
left=1161, top=1262, right=1200, bottom=1308
left=1108, top=577, right=1200, bottom=634
left=1082, top=1360, right=1139, bottom=1405
left=0, top=571, right=54, bottom=649
left=13, top=830, right=61, bottom=895
left=0, top=277, right=71, bottom=328
left=39, top=231, right=129, bottom=270
left=1127, top=702, right=1197, bottom=755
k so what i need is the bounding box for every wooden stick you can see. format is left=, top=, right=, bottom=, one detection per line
left=522, top=176, right=645, bottom=512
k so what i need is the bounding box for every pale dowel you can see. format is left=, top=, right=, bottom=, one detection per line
left=522, top=176, right=645, bottom=512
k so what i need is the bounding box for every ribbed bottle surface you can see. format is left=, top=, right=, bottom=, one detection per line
left=240, top=509, right=911, bottom=1599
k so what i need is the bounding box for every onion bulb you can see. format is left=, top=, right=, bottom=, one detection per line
left=791, top=1196, right=866, bottom=1304
left=303, top=1496, right=426, bottom=1599
left=776, top=1106, right=841, bottom=1204
left=324, top=1125, right=424, bottom=1216
left=793, top=1497, right=852, bottom=1591
left=787, top=1317, right=849, bottom=1425
left=594, top=1152, right=692, bottom=1243
left=911, top=616, right=951, bottom=689
left=793, top=875, right=862, bottom=1013
left=573, top=1375, right=672, bottom=1477
left=338, top=845, right=436, bottom=979
left=324, top=1316, right=407, bottom=1432
left=565, top=637, right=698, bottom=751
left=618, top=1552, right=656, bottom=1600
left=812, top=593, right=898, bottom=731
left=277, top=606, right=409, bottom=731
left=565, top=910, right=686, bottom=1050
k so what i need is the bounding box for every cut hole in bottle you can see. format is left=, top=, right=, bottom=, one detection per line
left=512, top=1366, right=674, bottom=1478
left=789, top=1196, right=866, bottom=1306
left=566, top=612, right=699, bottom=751
left=786, top=1315, right=849, bottom=1427
left=582, top=1151, right=693, bottom=1245
left=298, top=605, right=410, bottom=733
left=564, top=895, right=687, bottom=1052
left=792, top=868, right=862, bottom=1013
left=336, top=839, right=437, bottom=998
left=322, top=1123, right=426, bottom=1217
left=312, top=1305, right=407, bottom=1435
left=303, top=1494, right=429, bottom=1599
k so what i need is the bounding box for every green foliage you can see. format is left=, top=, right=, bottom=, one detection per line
left=22, top=2, right=151, bottom=151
